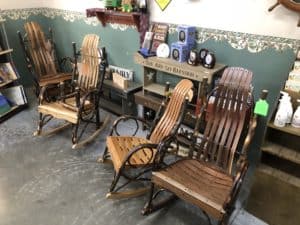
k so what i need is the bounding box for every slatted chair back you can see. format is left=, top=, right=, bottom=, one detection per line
left=77, top=34, right=100, bottom=91
left=195, top=67, right=253, bottom=174
left=24, top=21, right=57, bottom=79
left=149, top=79, right=193, bottom=144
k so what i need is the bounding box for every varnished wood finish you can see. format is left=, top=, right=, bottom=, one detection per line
left=20, top=21, right=72, bottom=96
left=105, top=79, right=194, bottom=198
left=107, top=136, right=154, bottom=172
left=24, top=21, right=57, bottom=77
left=35, top=34, right=108, bottom=148
left=143, top=67, right=256, bottom=225
left=152, top=159, right=233, bottom=219
left=196, top=67, right=253, bottom=173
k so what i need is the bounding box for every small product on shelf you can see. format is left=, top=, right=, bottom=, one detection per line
left=149, top=23, right=169, bottom=54
left=291, top=99, right=300, bottom=128
left=1, top=85, right=27, bottom=107
left=170, top=25, right=196, bottom=63
left=0, top=62, right=18, bottom=85
left=0, top=93, right=11, bottom=116
left=274, top=91, right=293, bottom=127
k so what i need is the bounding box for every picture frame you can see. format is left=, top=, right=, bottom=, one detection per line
left=0, top=62, right=18, bottom=84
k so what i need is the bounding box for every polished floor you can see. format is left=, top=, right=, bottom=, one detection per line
left=0, top=93, right=267, bottom=225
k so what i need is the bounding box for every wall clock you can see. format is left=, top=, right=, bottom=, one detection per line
left=155, top=0, right=172, bottom=11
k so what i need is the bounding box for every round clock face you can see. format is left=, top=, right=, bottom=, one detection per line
left=204, top=52, right=215, bottom=68
left=172, top=49, right=179, bottom=60
left=205, top=54, right=213, bottom=64
left=179, top=31, right=186, bottom=42
left=199, top=49, right=208, bottom=61
left=156, top=43, right=170, bottom=58
left=190, top=52, right=196, bottom=61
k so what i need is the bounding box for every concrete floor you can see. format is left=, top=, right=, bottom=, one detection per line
left=0, top=92, right=268, bottom=225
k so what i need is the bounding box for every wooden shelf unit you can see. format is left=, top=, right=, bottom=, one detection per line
left=134, top=52, right=226, bottom=127
left=86, top=8, right=147, bottom=31
left=0, top=20, right=27, bottom=123
left=260, top=89, right=300, bottom=187
left=101, top=79, right=142, bottom=115
left=268, top=122, right=300, bottom=137
left=0, top=48, right=13, bottom=56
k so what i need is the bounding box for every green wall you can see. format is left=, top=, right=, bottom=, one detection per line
left=2, top=8, right=297, bottom=162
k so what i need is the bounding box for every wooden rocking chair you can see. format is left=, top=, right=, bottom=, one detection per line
left=142, top=67, right=261, bottom=225
left=103, top=79, right=194, bottom=199
left=18, top=21, right=72, bottom=98
left=34, top=34, right=109, bottom=149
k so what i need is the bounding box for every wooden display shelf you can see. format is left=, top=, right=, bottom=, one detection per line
left=0, top=104, right=27, bottom=123
left=0, top=78, right=16, bottom=88
left=0, top=49, right=13, bottom=56
left=261, top=141, right=300, bottom=165
left=268, top=122, right=300, bottom=137
left=144, top=83, right=173, bottom=96
left=258, top=164, right=300, bottom=188
left=134, top=52, right=226, bottom=83
left=86, top=8, right=144, bottom=31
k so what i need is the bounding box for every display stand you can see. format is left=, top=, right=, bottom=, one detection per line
left=260, top=89, right=300, bottom=187
left=133, top=52, right=226, bottom=126
left=0, top=20, right=27, bottom=123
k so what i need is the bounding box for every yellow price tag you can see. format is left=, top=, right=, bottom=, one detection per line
left=155, top=0, right=172, bottom=11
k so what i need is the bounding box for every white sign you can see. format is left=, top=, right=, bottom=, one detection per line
left=109, top=65, right=133, bottom=81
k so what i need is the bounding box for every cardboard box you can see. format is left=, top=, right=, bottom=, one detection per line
left=112, top=72, right=128, bottom=89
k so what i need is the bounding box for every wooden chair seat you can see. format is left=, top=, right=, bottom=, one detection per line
left=152, top=159, right=233, bottom=219
left=39, top=73, right=72, bottom=87
left=107, top=136, right=155, bottom=172
left=38, top=97, right=92, bottom=124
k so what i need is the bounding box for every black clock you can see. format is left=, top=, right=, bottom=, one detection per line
left=203, top=52, right=216, bottom=69
left=199, top=48, right=208, bottom=64
left=187, top=50, right=198, bottom=66
left=172, top=49, right=180, bottom=61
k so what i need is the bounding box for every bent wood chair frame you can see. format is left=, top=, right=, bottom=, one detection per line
left=103, top=79, right=194, bottom=199
left=18, top=21, right=72, bottom=98
left=142, top=67, right=258, bottom=225
left=34, top=34, right=109, bottom=149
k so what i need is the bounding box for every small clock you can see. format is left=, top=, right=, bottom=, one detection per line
left=199, top=48, right=208, bottom=64
left=156, top=43, right=170, bottom=58
left=179, top=30, right=186, bottom=42
left=203, top=52, right=216, bottom=69
left=187, top=50, right=198, bottom=66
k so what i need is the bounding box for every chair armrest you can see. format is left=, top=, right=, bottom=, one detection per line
left=225, top=161, right=248, bottom=209
left=240, top=115, right=257, bottom=158
left=121, top=143, right=159, bottom=169
left=110, top=115, right=152, bottom=137
left=39, top=73, right=72, bottom=87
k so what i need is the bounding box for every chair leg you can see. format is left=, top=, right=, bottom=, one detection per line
left=95, top=104, right=100, bottom=129
left=141, top=183, right=155, bottom=215
left=109, top=171, right=122, bottom=193
left=33, top=113, right=43, bottom=136
left=142, top=183, right=177, bottom=216
left=72, top=123, right=79, bottom=145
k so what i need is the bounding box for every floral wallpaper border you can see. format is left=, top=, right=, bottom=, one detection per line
left=1, top=7, right=300, bottom=53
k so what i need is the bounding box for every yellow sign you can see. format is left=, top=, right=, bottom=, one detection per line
left=155, top=0, right=172, bottom=11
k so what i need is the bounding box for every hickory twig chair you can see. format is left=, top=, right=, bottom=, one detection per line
left=34, top=34, right=109, bottom=149
left=18, top=21, right=72, bottom=98
left=102, top=79, right=194, bottom=199
left=142, top=67, right=260, bottom=225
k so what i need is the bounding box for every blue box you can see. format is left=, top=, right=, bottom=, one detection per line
left=177, top=25, right=196, bottom=45
left=171, top=42, right=190, bottom=63
left=0, top=94, right=11, bottom=115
